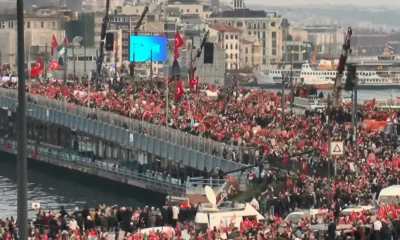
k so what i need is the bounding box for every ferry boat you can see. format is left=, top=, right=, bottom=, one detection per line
left=255, top=60, right=400, bottom=90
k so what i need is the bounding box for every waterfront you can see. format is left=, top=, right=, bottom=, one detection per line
left=0, top=88, right=398, bottom=219
left=0, top=152, right=164, bottom=219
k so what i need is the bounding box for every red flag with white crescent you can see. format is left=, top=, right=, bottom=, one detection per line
left=30, top=58, right=43, bottom=77
left=47, top=60, right=60, bottom=70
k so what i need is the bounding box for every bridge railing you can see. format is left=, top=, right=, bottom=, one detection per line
left=0, top=88, right=241, bottom=160
left=0, top=138, right=187, bottom=195
left=185, top=176, right=226, bottom=195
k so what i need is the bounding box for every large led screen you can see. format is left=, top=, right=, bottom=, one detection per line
left=129, top=35, right=167, bottom=62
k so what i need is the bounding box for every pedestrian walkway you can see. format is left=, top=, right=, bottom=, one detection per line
left=0, top=90, right=245, bottom=173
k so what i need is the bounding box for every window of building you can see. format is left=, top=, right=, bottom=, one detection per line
left=272, top=31, right=276, bottom=38
left=245, top=56, right=248, bottom=62
left=230, top=35, right=233, bottom=39
left=186, top=9, right=189, bottom=12
left=196, top=9, right=198, bottom=12
left=0, top=22, right=4, bottom=29
left=226, top=54, right=229, bottom=59
left=245, top=47, right=248, bottom=54
left=234, top=35, right=238, bottom=39
left=228, top=22, right=231, bottom=26
left=226, top=44, right=228, bottom=49
left=248, top=23, right=251, bottom=29
left=272, top=49, right=276, bottom=55
left=230, top=44, right=233, bottom=49
left=262, top=32, right=266, bottom=39
left=257, top=23, right=260, bottom=29
left=41, top=22, right=44, bottom=28
left=237, top=22, right=243, bottom=27
left=248, top=31, right=251, bottom=35
left=263, top=22, right=266, bottom=29
left=235, top=44, right=238, bottom=50
left=271, top=22, right=276, bottom=27
left=230, top=53, right=233, bottom=59
left=253, top=23, right=256, bottom=29
left=225, top=34, right=228, bottom=40
left=235, top=53, right=238, bottom=59
left=26, top=21, right=30, bottom=28
left=8, top=21, right=13, bottom=29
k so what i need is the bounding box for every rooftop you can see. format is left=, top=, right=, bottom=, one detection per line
left=209, top=9, right=276, bottom=18
left=209, top=23, right=243, bottom=32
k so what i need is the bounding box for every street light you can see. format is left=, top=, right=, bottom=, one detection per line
left=289, top=50, right=306, bottom=110
left=72, top=36, right=83, bottom=78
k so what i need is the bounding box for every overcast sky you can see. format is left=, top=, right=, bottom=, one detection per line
left=246, top=0, right=400, bottom=7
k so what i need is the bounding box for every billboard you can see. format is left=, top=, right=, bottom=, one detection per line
left=129, top=35, right=167, bottom=62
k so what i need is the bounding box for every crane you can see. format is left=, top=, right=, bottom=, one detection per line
left=129, top=6, right=149, bottom=79
left=96, top=0, right=111, bottom=76
left=332, top=27, right=352, bottom=108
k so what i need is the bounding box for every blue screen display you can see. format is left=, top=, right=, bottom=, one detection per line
left=129, top=35, right=167, bottom=62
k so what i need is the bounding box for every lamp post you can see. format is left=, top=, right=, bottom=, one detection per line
left=16, top=0, right=28, bottom=239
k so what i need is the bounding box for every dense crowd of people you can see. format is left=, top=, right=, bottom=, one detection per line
left=1, top=76, right=400, bottom=239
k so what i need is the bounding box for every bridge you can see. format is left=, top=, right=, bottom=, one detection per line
left=0, top=88, right=246, bottom=173
left=0, top=137, right=228, bottom=197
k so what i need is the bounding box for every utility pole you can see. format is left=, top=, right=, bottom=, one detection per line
left=281, top=72, right=285, bottom=128
left=114, top=34, right=118, bottom=82
left=149, top=48, right=153, bottom=79
left=290, top=51, right=294, bottom=111
left=84, top=45, right=87, bottom=74
left=72, top=45, right=76, bottom=77
left=44, top=43, right=48, bottom=79
left=352, top=73, right=358, bottom=163
left=235, top=61, right=239, bottom=103
left=16, top=0, right=29, bottom=239
left=63, top=46, right=68, bottom=83
left=326, top=94, right=332, bottom=203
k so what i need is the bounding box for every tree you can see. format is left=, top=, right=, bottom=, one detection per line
left=286, top=34, right=293, bottom=41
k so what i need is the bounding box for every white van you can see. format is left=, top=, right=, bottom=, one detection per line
left=378, top=185, right=400, bottom=204
left=284, top=209, right=328, bottom=223
left=195, top=202, right=265, bottom=230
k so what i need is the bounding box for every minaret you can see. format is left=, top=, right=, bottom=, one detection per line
left=233, top=0, right=244, bottom=10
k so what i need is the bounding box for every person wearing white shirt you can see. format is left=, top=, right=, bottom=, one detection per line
left=250, top=197, right=259, bottom=210
left=172, top=205, right=179, bottom=227
left=373, top=219, right=382, bottom=240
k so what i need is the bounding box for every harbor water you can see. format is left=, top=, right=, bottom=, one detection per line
left=0, top=89, right=398, bottom=219
left=0, top=151, right=164, bottom=219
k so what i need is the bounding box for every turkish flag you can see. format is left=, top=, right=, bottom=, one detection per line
left=50, top=34, right=58, bottom=56
left=30, top=58, right=43, bottom=77
left=174, top=31, right=184, bottom=60
left=174, top=80, right=184, bottom=100
left=47, top=60, right=60, bottom=70
left=189, top=76, right=199, bottom=89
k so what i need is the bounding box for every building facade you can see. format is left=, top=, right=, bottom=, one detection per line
left=209, top=24, right=242, bottom=70
left=208, top=0, right=283, bottom=66
left=240, top=38, right=262, bottom=68
left=304, top=25, right=344, bottom=55
left=0, top=7, right=64, bottom=68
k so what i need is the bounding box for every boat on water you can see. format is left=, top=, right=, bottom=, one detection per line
left=255, top=59, right=400, bottom=90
